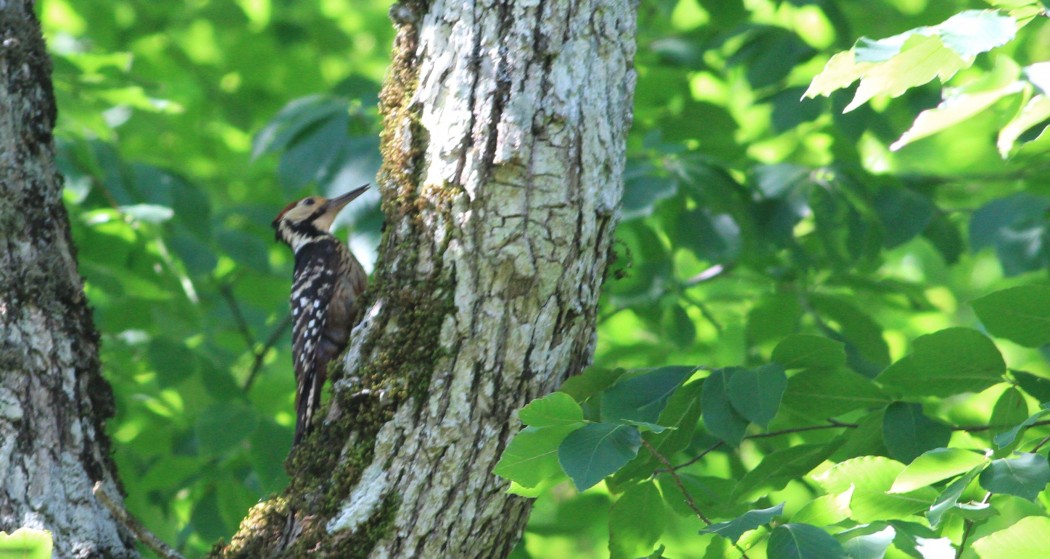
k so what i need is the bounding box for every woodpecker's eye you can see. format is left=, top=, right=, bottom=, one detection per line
left=303, top=199, right=315, bottom=206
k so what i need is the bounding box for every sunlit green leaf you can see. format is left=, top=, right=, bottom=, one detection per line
left=890, top=448, right=989, bottom=493
left=520, top=392, right=585, bottom=427
left=495, top=424, right=580, bottom=488
left=972, top=515, right=1050, bottom=558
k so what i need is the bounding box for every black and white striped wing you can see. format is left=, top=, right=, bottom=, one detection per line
left=290, top=241, right=338, bottom=415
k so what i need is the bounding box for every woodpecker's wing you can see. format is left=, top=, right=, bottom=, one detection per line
left=290, top=240, right=340, bottom=385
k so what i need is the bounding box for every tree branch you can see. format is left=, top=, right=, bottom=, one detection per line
left=93, top=482, right=185, bottom=559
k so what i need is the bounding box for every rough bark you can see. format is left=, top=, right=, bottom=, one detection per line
left=0, top=2, right=135, bottom=558
left=218, top=0, right=635, bottom=557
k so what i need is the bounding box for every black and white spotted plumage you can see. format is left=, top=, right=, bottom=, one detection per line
left=272, top=186, right=368, bottom=444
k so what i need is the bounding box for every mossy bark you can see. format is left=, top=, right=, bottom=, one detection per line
left=0, top=1, right=135, bottom=557
left=218, top=0, right=636, bottom=556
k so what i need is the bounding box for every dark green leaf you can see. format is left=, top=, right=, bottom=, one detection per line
left=876, top=328, right=1005, bottom=398
left=676, top=208, right=741, bottom=263
left=663, top=304, right=696, bottom=348
left=601, top=366, right=695, bottom=424
left=772, top=335, right=846, bottom=369
left=727, top=363, right=786, bottom=427
left=195, top=402, right=258, bottom=456
left=735, top=444, right=838, bottom=500
left=979, top=453, right=1050, bottom=501
left=148, top=337, right=196, bottom=386
left=1014, top=370, right=1050, bottom=403
left=701, top=369, right=749, bottom=446
left=560, top=367, right=630, bottom=403
left=972, top=286, right=1050, bottom=348
left=882, top=402, right=952, bottom=463
left=990, top=387, right=1030, bottom=438
left=747, top=294, right=803, bottom=346
left=559, top=423, right=642, bottom=491
left=190, top=489, right=228, bottom=541
left=700, top=503, right=784, bottom=543
left=994, top=405, right=1050, bottom=448
left=780, top=368, right=889, bottom=422
left=767, top=523, right=848, bottom=559
left=873, top=187, right=934, bottom=248
left=969, top=194, right=1050, bottom=276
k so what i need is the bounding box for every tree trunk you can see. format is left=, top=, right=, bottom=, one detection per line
left=0, top=2, right=135, bottom=557
left=219, top=0, right=636, bottom=557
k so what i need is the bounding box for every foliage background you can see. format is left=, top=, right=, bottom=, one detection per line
left=38, top=0, right=1050, bottom=557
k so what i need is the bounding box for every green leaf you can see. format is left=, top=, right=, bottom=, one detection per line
left=601, top=366, right=696, bottom=424
left=701, top=369, right=749, bottom=446
left=1013, top=370, right=1050, bottom=402
left=0, top=528, right=53, bottom=559
left=998, top=95, right=1050, bottom=156
left=891, top=80, right=1023, bottom=151
left=972, top=286, right=1050, bottom=348
left=609, top=481, right=666, bottom=559
left=734, top=444, right=838, bottom=500
left=840, top=526, right=896, bottom=559
left=816, top=456, right=938, bottom=522
left=890, top=448, right=989, bottom=493
left=978, top=453, right=1050, bottom=501
left=148, top=337, right=196, bottom=387
left=927, top=468, right=982, bottom=528
left=874, top=187, right=935, bottom=248
left=494, top=424, right=580, bottom=488
left=780, top=368, right=889, bottom=422
left=972, top=515, right=1050, bottom=559
left=990, top=387, right=1031, bottom=437
left=847, top=35, right=967, bottom=112
left=520, top=392, right=585, bottom=427
left=190, top=489, right=229, bottom=541
left=793, top=488, right=853, bottom=525
left=608, top=380, right=704, bottom=487
left=195, top=401, right=258, bottom=456
left=882, top=402, right=952, bottom=463
left=935, top=10, right=1016, bottom=58
left=747, top=294, right=803, bottom=345
left=772, top=335, right=846, bottom=369
left=809, top=295, right=891, bottom=376
left=994, top=405, right=1050, bottom=448
left=727, top=363, right=786, bottom=427
left=876, top=328, right=1005, bottom=398
left=969, top=194, right=1050, bottom=276
left=560, top=367, right=630, bottom=403
left=558, top=423, right=642, bottom=491
left=700, top=503, right=785, bottom=543
left=767, top=523, right=848, bottom=559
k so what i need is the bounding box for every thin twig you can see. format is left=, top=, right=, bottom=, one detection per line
left=641, top=440, right=751, bottom=559
left=243, top=314, right=293, bottom=393
left=956, top=492, right=993, bottom=559
left=219, top=282, right=256, bottom=349
left=93, top=482, right=185, bottom=559
left=953, top=419, right=1050, bottom=433
left=643, top=439, right=712, bottom=525
left=670, top=422, right=856, bottom=471
left=1032, top=433, right=1050, bottom=453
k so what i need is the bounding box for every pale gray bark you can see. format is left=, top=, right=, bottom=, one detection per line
left=220, top=1, right=635, bottom=556
left=0, top=2, right=134, bottom=557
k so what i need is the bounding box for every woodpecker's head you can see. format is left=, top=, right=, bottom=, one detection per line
left=272, top=184, right=369, bottom=251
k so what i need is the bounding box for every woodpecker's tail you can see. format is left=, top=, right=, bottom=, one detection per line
left=293, top=363, right=327, bottom=445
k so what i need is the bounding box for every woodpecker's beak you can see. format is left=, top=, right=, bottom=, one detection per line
left=325, top=184, right=370, bottom=215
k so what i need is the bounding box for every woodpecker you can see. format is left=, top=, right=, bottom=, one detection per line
left=272, top=185, right=369, bottom=444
